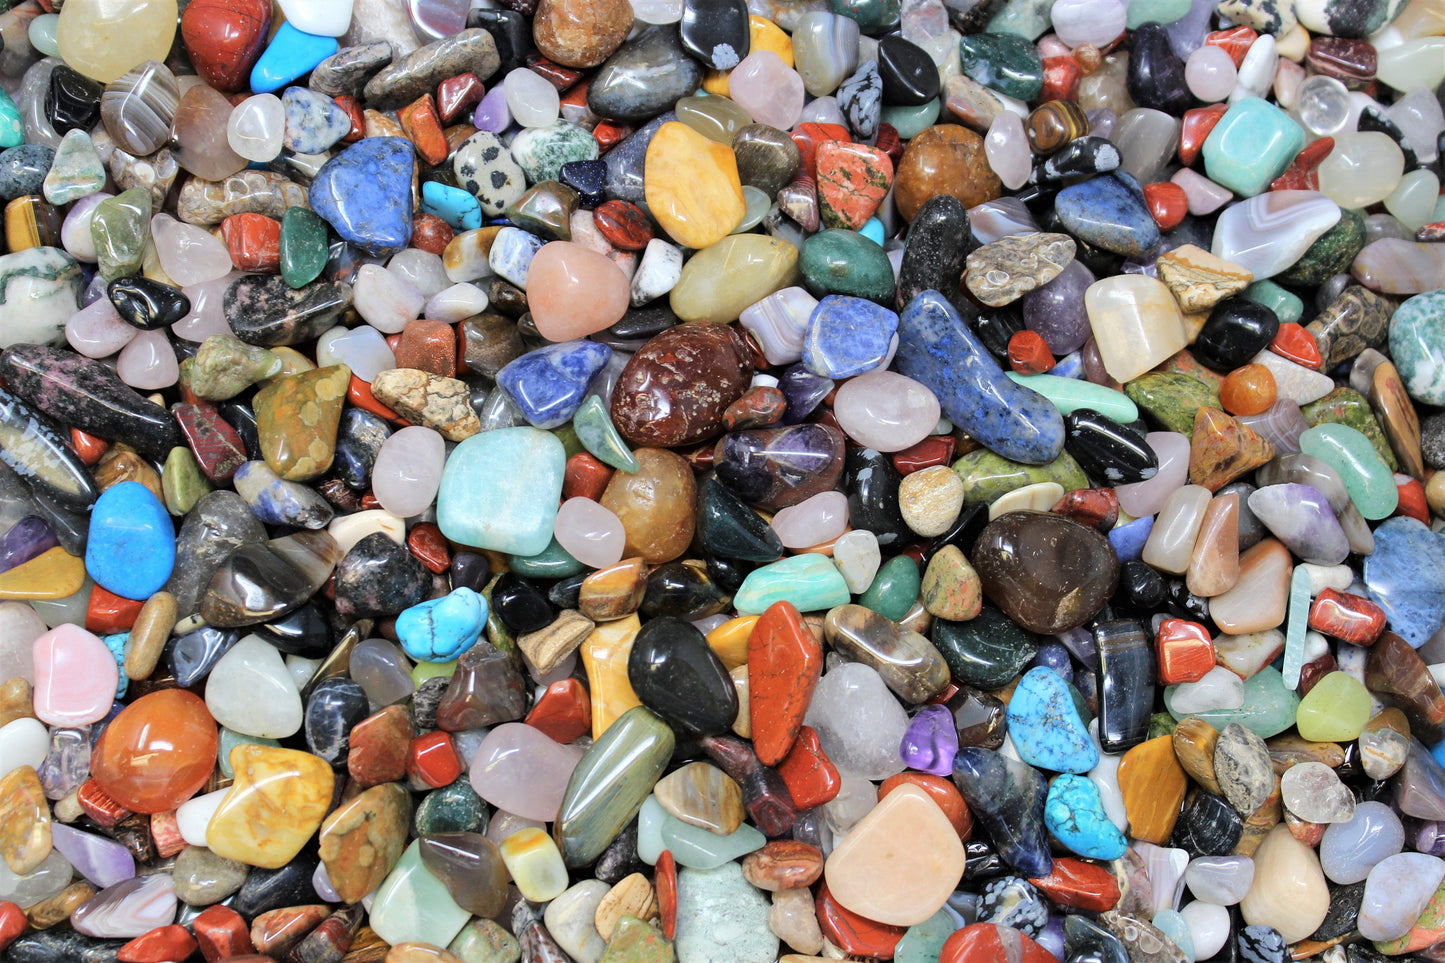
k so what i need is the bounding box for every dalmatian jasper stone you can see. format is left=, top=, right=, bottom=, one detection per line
left=452, top=130, right=526, bottom=217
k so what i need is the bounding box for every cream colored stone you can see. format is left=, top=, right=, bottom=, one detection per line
left=1239, top=824, right=1330, bottom=942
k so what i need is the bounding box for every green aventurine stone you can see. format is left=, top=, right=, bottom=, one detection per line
left=952, top=448, right=1089, bottom=505
left=895, top=909, right=956, bottom=963
left=369, top=841, right=470, bottom=947
left=414, top=778, right=486, bottom=835
left=90, top=187, right=152, bottom=280
left=1299, top=422, right=1400, bottom=519
left=881, top=100, right=940, bottom=140
left=958, top=33, right=1045, bottom=101
left=1241, top=279, right=1303, bottom=324
left=1301, top=387, right=1399, bottom=472
left=509, top=536, right=586, bottom=578
left=573, top=395, right=639, bottom=473
left=1276, top=208, right=1365, bottom=287
left=1165, top=666, right=1301, bottom=738
left=732, top=553, right=852, bottom=615
left=1126, top=0, right=1192, bottom=27
left=830, top=0, right=901, bottom=31
left=799, top=229, right=897, bottom=303
left=932, top=605, right=1038, bottom=689
left=599, top=916, right=674, bottom=963
left=279, top=207, right=329, bottom=289
left=0, top=88, right=23, bottom=148
left=450, top=919, right=523, bottom=963
left=162, top=446, right=212, bottom=515
left=1008, top=372, right=1139, bottom=422
left=857, top=554, right=921, bottom=622
left=1125, top=372, right=1221, bottom=435
left=556, top=706, right=675, bottom=867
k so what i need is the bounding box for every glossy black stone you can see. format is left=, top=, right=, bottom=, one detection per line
left=877, top=35, right=940, bottom=106
left=467, top=8, right=533, bottom=73
left=606, top=303, right=678, bottom=344
left=1170, top=789, right=1244, bottom=856
left=254, top=601, right=333, bottom=658
left=933, top=606, right=1039, bottom=689
left=640, top=561, right=729, bottom=621
left=547, top=572, right=587, bottom=610
left=1192, top=299, right=1280, bottom=371
left=3, top=930, right=128, bottom=963
left=492, top=571, right=557, bottom=634
left=925, top=500, right=991, bottom=565
left=1114, top=558, right=1167, bottom=612
left=1065, top=408, right=1159, bottom=485
left=107, top=276, right=192, bottom=330
left=46, top=65, right=104, bottom=135
left=1165, top=577, right=1211, bottom=623
left=627, top=615, right=739, bottom=736
left=704, top=554, right=749, bottom=594
left=1125, top=22, right=1191, bottom=115
left=896, top=194, right=976, bottom=313
left=233, top=849, right=322, bottom=917
left=972, top=303, right=1026, bottom=361
left=1093, top=619, right=1155, bottom=753
left=333, top=407, right=392, bottom=490
left=560, top=159, right=608, bottom=208
left=697, top=476, right=784, bottom=563
left=845, top=447, right=911, bottom=549
left=1309, top=879, right=1364, bottom=941
left=332, top=532, right=430, bottom=622
left=200, top=543, right=314, bottom=628
left=1039, top=136, right=1122, bottom=181
left=679, top=0, right=750, bottom=69
left=166, top=626, right=241, bottom=687
left=218, top=401, right=263, bottom=461
left=960, top=837, right=1009, bottom=881
left=304, top=677, right=370, bottom=766
left=450, top=551, right=491, bottom=593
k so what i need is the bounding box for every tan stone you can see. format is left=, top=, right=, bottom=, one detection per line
left=0, top=765, right=52, bottom=875
left=126, top=591, right=176, bottom=680
left=1156, top=244, right=1253, bottom=313
left=319, top=782, right=412, bottom=904
left=518, top=610, right=596, bottom=676
left=594, top=873, right=659, bottom=941
left=1239, top=824, right=1329, bottom=941
left=653, top=762, right=744, bottom=836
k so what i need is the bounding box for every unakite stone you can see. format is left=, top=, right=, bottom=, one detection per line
left=895, top=909, right=956, bottom=963
left=857, top=555, right=921, bottom=623
left=437, top=427, right=565, bottom=556
left=952, top=448, right=1089, bottom=505
left=556, top=707, right=674, bottom=867
left=1299, top=423, right=1399, bottom=519
left=1295, top=671, right=1372, bottom=742
left=799, top=229, right=896, bottom=303
left=1125, top=373, right=1221, bottom=436
left=508, top=536, right=587, bottom=579
left=1302, top=388, right=1399, bottom=473
left=90, top=187, right=152, bottom=280
left=1241, top=280, right=1304, bottom=324
left=1276, top=209, right=1365, bottom=287
left=599, top=916, right=673, bottom=963
left=957, top=33, right=1044, bottom=101
left=370, top=841, right=471, bottom=947
left=674, top=862, right=778, bottom=963
left=1201, top=98, right=1305, bottom=198
left=1008, top=373, right=1139, bottom=423
left=732, top=553, right=852, bottom=615
left=573, top=395, right=639, bottom=473
left=932, top=606, right=1037, bottom=689
left=252, top=364, right=351, bottom=482
left=279, top=207, right=329, bottom=289
left=1165, top=666, right=1300, bottom=738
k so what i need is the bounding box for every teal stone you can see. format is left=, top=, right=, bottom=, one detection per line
left=1009, top=373, right=1139, bottom=422
left=880, top=100, right=940, bottom=139
left=1005, top=666, right=1098, bottom=774
left=279, top=207, right=329, bottom=289
left=958, top=33, right=1044, bottom=101
left=799, top=229, right=899, bottom=303
left=830, top=0, right=901, bottom=32
left=85, top=480, right=175, bottom=600
left=1126, top=0, right=1192, bottom=25
left=572, top=395, right=639, bottom=473
left=369, top=841, right=470, bottom=948
left=1044, top=773, right=1128, bottom=860
left=732, top=553, right=851, bottom=615
left=674, top=863, right=778, bottom=963
left=395, top=587, right=487, bottom=663
left=1152, top=910, right=1195, bottom=962
left=509, top=122, right=600, bottom=184
left=422, top=181, right=484, bottom=231
left=556, top=707, right=674, bottom=867
left=895, top=909, right=956, bottom=963
left=986, top=0, right=1055, bottom=37
left=857, top=554, right=921, bottom=622
left=1200, top=98, right=1305, bottom=198
left=1242, top=279, right=1304, bottom=324
left=1165, top=666, right=1300, bottom=737
left=414, top=779, right=486, bottom=834
left=436, top=427, right=564, bottom=556
left=636, top=797, right=765, bottom=869
left=1388, top=289, right=1445, bottom=406
left=1302, top=387, right=1398, bottom=472
left=0, top=88, right=24, bottom=148
left=932, top=607, right=1038, bottom=689
left=101, top=633, right=127, bottom=698
left=217, top=729, right=282, bottom=779
left=1299, top=423, right=1398, bottom=519
left=508, top=536, right=587, bottom=578
left=859, top=216, right=887, bottom=246
left=1281, top=564, right=1311, bottom=689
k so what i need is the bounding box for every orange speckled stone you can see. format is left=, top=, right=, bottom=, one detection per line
left=893, top=125, right=1002, bottom=223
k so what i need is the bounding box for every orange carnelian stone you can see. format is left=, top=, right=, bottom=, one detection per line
left=1219, top=363, right=1277, bottom=416
left=91, top=689, right=219, bottom=813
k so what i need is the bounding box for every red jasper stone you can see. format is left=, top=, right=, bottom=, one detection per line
left=593, top=200, right=654, bottom=251
left=1143, top=181, right=1189, bottom=232
left=1271, top=136, right=1334, bottom=192
left=525, top=678, right=591, bottom=744
left=86, top=584, right=145, bottom=635
left=874, top=124, right=903, bottom=164
left=77, top=778, right=133, bottom=827
left=180, top=0, right=272, bottom=93
left=748, top=601, right=824, bottom=766
left=173, top=400, right=248, bottom=483
left=592, top=121, right=631, bottom=153
left=348, top=376, right=401, bottom=421
left=411, top=213, right=456, bottom=256
left=0, top=901, right=25, bottom=954
left=878, top=772, right=973, bottom=840
left=1308, top=588, right=1387, bottom=645
left=1269, top=322, right=1323, bottom=369
left=563, top=452, right=613, bottom=502
left=1041, top=55, right=1082, bottom=103
left=334, top=94, right=366, bottom=143
left=1396, top=476, right=1430, bottom=524
left=525, top=54, right=584, bottom=91
left=791, top=123, right=851, bottom=178
left=71, top=427, right=107, bottom=466
left=1178, top=104, right=1228, bottom=167
left=1008, top=329, right=1056, bottom=375
left=722, top=385, right=787, bottom=431
left=407, top=730, right=463, bottom=788
left=776, top=725, right=842, bottom=810
left=399, top=94, right=449, bottom=166
left=939, top=923, right=1055, bottom=963
left=1156, top=617, right=1216, bottom=684
left=1051, top=487, right=1119, bottom=531
left=250, top=904, right=331, bottom=958
left=348, top=705, right=414, bottom=788
left=655, top=850, right=678, bottom=941
left=1029, top=858, right=1122, bottom=911
left=1298, top=654, right=1337, bottom=696
left=119, top=925, right=199, bottom=963
left=193, top=905, right=254, bottom=963
left=892, top=435, right=957, bottom=476
left=1205, top=25, right=1258, bottom=65
left=220, top=213, right=281, bottom=273
left=407, top=522, right=451, bottom=574
left=437, top=72, right=484, bottom=124
left=816, top=883, right=908, bottom=959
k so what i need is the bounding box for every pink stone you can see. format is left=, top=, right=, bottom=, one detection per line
left=771, top=491, right=851, bottom=548
left=66, top=297, right=138, bottom=359
left=552, top=497, right=626, bottom=569
left=833, top=370, right=942, bottom=452
left=1115, top=431, right=1192, bottom=517
left=728, top=51, right=805, bottom=132
left=1171, top=168, right=1234, bottom=216
left=151, top=214, right=235, bottom=286
left=172, top=273, right=241, bottom=342
left=526, top=241, right=632, bottom=342
left=468, top=723, right=586, bottom=821
left=116, top=330, right=180, bottom=390
left=32, top=624, right=119, bottom=727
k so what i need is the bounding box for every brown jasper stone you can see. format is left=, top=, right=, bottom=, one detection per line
left=1171, top=716, right=1222, bottom=795
left=578, top=558, right=649, bottom=621
left=532, top=0, right=634, bottom=68
left=741, top=840, right=825, bottom=892
left=892, top=125, right=1002, bottom=223
left=25, top=881, right=96, bottom=928
left=126, top=591, right=176, bottom=681
left=599, top=448, right=698, bottom=564
left=459, top=312, right=524, bottom=378
left=610, top=323, right=754, bottom=448
left=318, top=783, right=412, bottom=904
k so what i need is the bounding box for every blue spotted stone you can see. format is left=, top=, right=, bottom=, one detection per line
left=1363, top=517, right=1445, bottom=647
left=281, top=86, right=352, bottom=154
left=309, top=137, right=414, bottom=255
left=1044, top=773, right=1127, bottom=859
left=85, top=481, right=175, bottom=600
left=396, top=587, right=487, bottom=663
left=1055, top=173, right=1161, bottom=259
left=496, top=341, right=613, bottom=430
left=233, top=461, right=334, bottom=528
left=896, top=290, right=1064, bottom=465
left=421, top=181, right=484, bottom=231
left=437, top=427, right=564, bottom=556
left=250, top=23, right=339, bottom=95
left=488, top=226, right=545, bottom=288
left=803, top=295, right=899, bottom=379
left=1005, top=666, right=1097, bottom=773
left=1107, top=515, right=1154, bottom=562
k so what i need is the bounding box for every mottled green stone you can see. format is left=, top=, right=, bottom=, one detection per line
left=896, top=909, right=956, bottom=963
left=1165, top=666, right=1300, bottom=738
left=881, top=100, right=940, bottom=139
left=1124, top=372, right=1221, bottom=435
left=162, top=447, right=212, bottom=516
left=1276, top=208, right=1365, bottom=287
left=451, top=919, right=523, bottom=963
left=1301, top=387, right=1398, bottom=472
left=799, top=229, right=897, bottom=303
left=90, top=187, right=152, bottom=280
left=414, top=778, right=486, bottom=835
left=986, top=0, right=1054, bottom=40
left=510, top=122, right=599, bottom=184
left=1126, top=0, right=1192, bottom=27
left=599, top=916, right=674, bottom=963
left=509, top=535, right=587, bottom=578
left=1241, top=279, right=1303, bottom=324
left=1148, top=712, right=1179, bottom=740
left=556, top=706, right=675, bottom=867
left=573, top=395, right=639, bottom=473
left=932, top=605, right=1038, bottom=689
left=857, top=554, right=921, bottom=623
left=830, top=0, right=900, bottom=31
left=188, top=334, right=284, bottom=400
left=551, top=422, right=587, bottom=460
left=952, top=448, right=1089, bottom=505
left=279, top=207, right=329, bottom=289
left=958, top=33, right=1045, bottom=101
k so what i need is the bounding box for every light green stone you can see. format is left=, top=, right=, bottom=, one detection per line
left=42, top=129, right=105, bottom=205
left=437, top=426, right=564, bottom=555
left=573, top=395, right=639, bottom=473
left=450, top=919, right=523, bottom=963
left=733, top=553, right=851, bottom=614
left=1281, top=564, right=1311, bottom=688
left=1126, top=0, right=1192, bottom=27
left=369, top=841, right=471, bottom=947
left=1300, top=386, right=1397, bottom=471
left=557, top=707, right=675, bottom=867
left=1295, top=671, right=1373, bottom=742
left=635, top=795, right=764, bottom=868
left=509, top=122, right=600, bottom=184
left=881, top=100, right=940, bottom=139
left=0, top=88, right=24, bottom=148
left=1165, top=666, right=1300, bottom=737
left=1241, top=279, right=1304, bottom=324
left=91, top=187, right=153, bottom=280
left=986, top=0, right=1054, bottom=38
left=412, top=658, right=457, bottom=684
left=1009, top=372, right=1139, bottom=422
left=952, top=448, right=1089, bottom=505
left=674, top=863, right=778, bottom=963
left=896, top=911, right=954, bottom=963
left=1299, top=423, right=1398, bottom=519
left=162, top=447, right=212, bottom=516
left=1201, top=98, right=1306, bottom=198
left=27, top=13, right=59, bottom=58
left=217, top=728, right=281, bottom=779
left=857, top=554, right=921, bottom=622
left=509, top=536, right=587, bottom=578
left=731, top=186, right=771, bottom=234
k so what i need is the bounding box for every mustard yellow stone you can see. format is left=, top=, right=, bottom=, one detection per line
left=0, top=766, right=51, bottom=875
left=56, top=0, right=179, bottom=83
left=706, top=616, right=758, bottom=670
left=253, top=364, right=351, bottom=482
left=580, top=613, right=642, bottom=739
left=207, top=745, right=335, bottom=869
left=0, top=548, right=86, bottom=601
left=644, top=122, right=746, bottom=251
left=703, top=15, right=794, bottom=94
left=668, top=234, right=801, bottom=323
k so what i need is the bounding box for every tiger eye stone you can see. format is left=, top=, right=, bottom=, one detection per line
left=1025, top=100, right=1089, bottom=154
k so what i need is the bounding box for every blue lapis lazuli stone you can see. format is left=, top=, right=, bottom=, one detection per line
left=802, top=295, right=899, bottom=379
left=310, top=137, right=415, bottom=255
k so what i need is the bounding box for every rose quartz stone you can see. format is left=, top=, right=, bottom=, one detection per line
left=526, top=241, right=631, bottom=341
left=33, top=624, right=119, bottom=726
left=67, top=297, right=138, bottom=359
left=728, top=51, right=805, bottom=131
left=833, top=370, right=942, bottom=452
left=117, top=330, right=180, bottom=390
left=771, top=490, right=850, bottom=548
left=552, top=497, right=626, bottom=569
left=469, top=723, right=586, bottom=821
left=1115, top=431, right=1191, bottom=517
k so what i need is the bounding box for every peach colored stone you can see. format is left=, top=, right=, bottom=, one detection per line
left=526, top=242, right=631, bottom=342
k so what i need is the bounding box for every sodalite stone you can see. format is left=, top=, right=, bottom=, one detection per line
left=309, top=137, right=414, bottom=255
left=395, top=587, right=487, bottom=663
left=496, top=341, right=613, bottom=430
left=85, top=481, right=176, bottom=600
left=437, top=427, right=565, bottom=556
left=1006, top=666, right=1098, bottom=773
left=1363, top=517, right=1445, bottom=647
left=281, top=86, right=352, bottom=154
left=1045, top=773, right=1128, bottom=860
left=233, top=461, right=333, bottom=528
left=802, top=295, right=899, bottom=379
left=1054, top=173, right=1161, bottom=259
left=488, top=227, right=546, bottom=288
left=895, top=290, right=1064, bottom=465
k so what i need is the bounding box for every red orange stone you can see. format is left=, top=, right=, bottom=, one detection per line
left=816, top=140, right=893, bottom=231
left=939, top=923, right=1055, bottom=963
left=1219, top=363, right=1277, bottom=416
left=85, top=584, right=144, bottom=635
left=348, top=376, right=400, bottom=420
left=77, top=778, right=133, bottom=827
left=1041, top=55, right=1082, bottom=103
left=1007, top=329, right=1055, bottom=375
left=348, top=705, right=414, bottom=788
left=193, top=905, right=254, bottom=963
left=334, top=95, right=366, bottom=143
left=525, top=678, right=591, bottom=744
left=407, top=730, right=462, bottom=788
left=563, top=452, right=614, bottom=502
left=1271, top=137, right=1334, bottom=192
left=593, top=200, right=653, bottom=251
left=1179, top=104, right=1228, bottom=167
left=411, top=213, right=456, bottom=256
left=748, top=601, right=824, bottom=766
left=221, top=213, right=281, bottom=273
left=878, top=772, right=973, bottom=840
left=180, top=0, right=272, bottom=92
left=721, top=385, right=786, bottom=431
left=437, top=72, right=484, bottom=124
left=776, top=725, right=842, bottom=810
left=1029, top=859, right=1122, bottom=912
left=250, top=904, right=331, bottom=958
left=90, top=689, right=219, bottom=814
left=407, top=522, right=451, bottom=574
left=791, top=123, right=851, bottom=178
left=1308, top=588, right=1386, bottom=645
left=655, top=850, right=677, bottom=940
left=71, top=427, right=107, bottom=466
left=1269, top=322, right=1322, bottom=369
left=1143, top=181, right=1188, bottom=232
left=119, top=925, right=198, bottom=963
left=0, top=901, right=24, bottom=954
left=1051, top=487, right=1119, bottom=531
left=1396, top=477, right=1429, bottom=524
left=398, top=94, right=449, bottom=166
left=816, top=883, right=908, bottom=959
left=1156, top=618, right=1216, bottom=684
left=1205, top=25, right=1258, bottom=65
left=893, top=435, right=957, bottom=476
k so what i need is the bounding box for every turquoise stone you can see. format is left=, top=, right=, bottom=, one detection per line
left=422, top=181, right=484, bottom=231
left=1165, top=666, right=1300, bottom=737
left=395, top=587, right=487, bottom=663
left=572, top=395, right=640, bottom=473
left=636, top=797, right=765, bottom=869
left=895, top=909, right=956, bottom=963
left=508, top=536, right=587, bottom=578
left=369, top=841, right=471, bottom=947
left=856, top=554, right=921, bottom=622
left=674, top=863, right=778, bottom=963
left=101, top=634, right=127, bottom=698
left=85, top=481, right=176, bottom=600
left=1242, top=279, right=1304, bottom=324
left=732, top=553, right=851, bottom=615
left=1044, top=773, right=1128, bottom=860
left=0, top=89, right=23, bottom=148
left=1200, top=98, right=1305, bottom=198
left=556, top=707, right=675, bottom=867
left=1008, top=372, right=1139, bottom=422
left=880, top=100, right=939, bottom=139
left=1388, top=290, right=1445, bottom=405
left=437, top=427, right=565, bottom=556
left=1299, top=423, right=1399, bottom=519
left=859, top=216, right=887, bottom=246
left=250, top=22, right=340, bottom=94
left=1281, top=564, right=1311, bottom=689
left=1006, top=666, right=1098, bottom=774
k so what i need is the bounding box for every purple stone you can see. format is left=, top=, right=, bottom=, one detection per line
left=473, top=86, right=511, bottom=132
left=49, top=823, right=136, bottom=889
left=713, top=423, right=847, bottom=511
left=1055, top=626, right=1098, bottom=668
left=1032, top=642, right=1073, bottom=683
left=899, top=704, right=958, bottom=776
left=1022, top=260, right=1095, bottom=355
left=779, top=363, right=834, bottom=425
left=1246, top=483, right=1350, bottom=566
left=0, top=515, right=59, bottom=575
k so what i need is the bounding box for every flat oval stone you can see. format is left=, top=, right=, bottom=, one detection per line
left=84, top=481, right=174, bottom=600
left=970, top=511, right=1118, bottom=634
left=644, top=122, right=745, bottom=250
left=1006, top=666, right=1098, bottom=774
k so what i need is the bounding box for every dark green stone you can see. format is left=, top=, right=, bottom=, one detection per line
left=830, top=0, right=901, bottom=32
left=1148, top=711, right=1178, bottom=739
left=414, top=778, right=487, bottom=835
left=957, top=33, right=1044, bottom=102
left=952, top=448, right=1089, bottom=505
left=279, top=207, right=329, bottom=289
left=1124, top=372, right=1221, bottom=435
left=857, top=554, right=921, bottom=622
left=799, top=229, right=897, bottom=303
left=1275, top=208, right=1365, bottom=287
left=931, top=606, right=1038, bottom=689
left=1301, top=386, right=1399, bottom=472
left=509, top=536, right=587, bottom=578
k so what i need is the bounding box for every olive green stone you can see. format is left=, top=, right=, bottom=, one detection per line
left=551, top=421, right=588, bottom=461
left=1148, top=712, right=1179, bottom=740
left=451, top=919, right=523, bottom=963
left=881, top=100, right=941, bottom=139
left=931, top=605, right=1038, bottom=689
left=599, top=916, right=674, bottom=963
left=1301, top=387, right=1399, bottom=472
left=90, top=187, right=152, bottom=280
left=279, top=207, right=329, bottom=289
left=1276, top=209, right=1365, bottom=287
left=189, top=334, right=284, bottom=400
left=1124, top=372, right=1221, bottom=435
left=952, top=448, right=1089, bottom=505
left=676, top=95, right=754, bottom=144
left=1241, top=279, right=1303, bottom=324
left=831, top=0, right=901, bottom=31
left=161, top=446, right=212, bottom=515
left=556, top=706, right=675, bottom=867
left=414, top=778, right=486, bottom=835
left=505, top=180, right=578, bottom=242
left=509, top=535, right=587, bottom=579
left=799, top=229, right=896, bottom=303
left=857, top=554, right=921, bottom=623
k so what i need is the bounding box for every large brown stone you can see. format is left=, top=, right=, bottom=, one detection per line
left=600, top=449, right=697, bottom=564
left=533, top=0, right=633, bottom=67
left=893, top=125, right=1001, bottom=223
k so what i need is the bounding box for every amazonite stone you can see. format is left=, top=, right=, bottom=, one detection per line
left=857, top=555, right=921, bottom=623
left=437, top=427, right=565, bottom=555
left=1242, top=279, right=1304, bottom=324
left=895, top=909, right=956, bottom=963
left=509, top=536, right=587, bottom=579
left=1008, top=372, right=1139, bottom=422
left=675, top=862, right=778, bottom=963
left=880, top=101, right=940, bottom=139
left=556, top=707, right=674, bottom=867
left=1299, top=423, right=1398, bottom=520
left=1165, top=666, right=1300, bottom=737
left=1201, top=98, right=1305, bottom=198
left=636, top=796, right=765, bottom=869
left=1126, top=0, right=1191, bottom=26
left=733, top=553, right=852, bottom=614
left=370, top=841, right=471, bottom=947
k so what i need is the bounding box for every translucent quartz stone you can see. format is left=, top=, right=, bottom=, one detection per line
left=0, top=848, right=72, bottom=908
left=802, top=662, right=909, bottom=780
left=728, top=52, right=805, bottom=132
left=171, top=83, right=247, bottom=181
left=1141, top=484, right=1211, bottom=575
left=1050, top=0, right=1127, bottom=47
left=0, top=602, right=46, bottom=680
left=503, top=69, right=560, bottom=129
left=469, top=723, right=585, bottom=822
left=316, top=325, right=395, bottom=382
left=1294, top=75, right=1350, bottom=136
left=371, top=426, right=445, bottom=519
left=227, top=94, right=286, bottom=163
left=985, top=112, right=1032, bottom=190
left=770, top=491, right=849, bottom=549
left=1116, top=432, right=1191, bottom=517
left=151, top=214, right=233, bottom=285
left=1376, top=37, right=1445, bottom=93
left=1184, top=45, right=1236, bottom=102
left=1316, top=131, right=1405, bottom=208
left=56, top=0, right=178, bottom=84
left=66, top=296, right=137, bottom=359
left=1166, top=664, right=1245, bottom=713
left=174, top=273, right=240, bottom=342
left=61, top=193, right=109, bottom=262
left=552, top=497, right=626, bottom=569
left=1112, top=108, right=1183, bottom=186
left=1211, top=190, right=1342, bottom=280
left=348, top=637, right=415, bottom=706
left=1171, top=168, right=1233, bottom=216
left=1318, top=800, right=1403, bottom=885
left=1185, top=855, right=1255, bottom=905
left=1085, top=275, right=1188, bottom=383
left=204, top=634, right=304, bottom=738
left=425, top=283, right=489, bottom=323
left=832, top=370, right=940, bottom=452
left=1386, top=87, right=1444, bottom=164
left=116, top=329, right=179, bottom=390
left=1385, top=169, right=1441, bottom=231
left=353, top=264, right=425, bottom=333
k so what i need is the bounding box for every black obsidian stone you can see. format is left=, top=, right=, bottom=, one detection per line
left=845, top=447, right=911, bottom=549
left=640, top=561, right=728, bottom=621
left=255, top=601, right=332, bottom=658
left=46, top=64, right=104, bottom=134
left=878, top=35, right=940, bottom=106
left=627, top=615, right=738, bottom=736
left=108, top=276, right=192, bottom=330
left=233, top=849, right=322, bottom=917
left=1171, top=790, right=1244, bottom=856
left=1193, top=298, right=1280, bottom=371
left=1066, top=408, right=1159, bottom=485
left=492, top=571, right=556, bottom=634
left=697, top=477, right=784, bottom=563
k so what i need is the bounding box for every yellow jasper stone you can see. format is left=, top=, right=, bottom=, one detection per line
left=0, top=548, right=86, bottom=601
left=253, top=364, right=351, bottom=482
left=0, top=766, right=51, bottom=875
left=706, top=616, right=758, bottom=670
left=703, top=15, right=794, bottom=94
left=56, top=0, right=179, bottom=83
left=580, top=613, right=642, bottom=739
left=644, top=122, right=746, bottom=251
left=207, top=745, right=335, bottom=869
left=669, top=234, right=800, bottom=323
left=497, top=827, right=568, bottom=902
